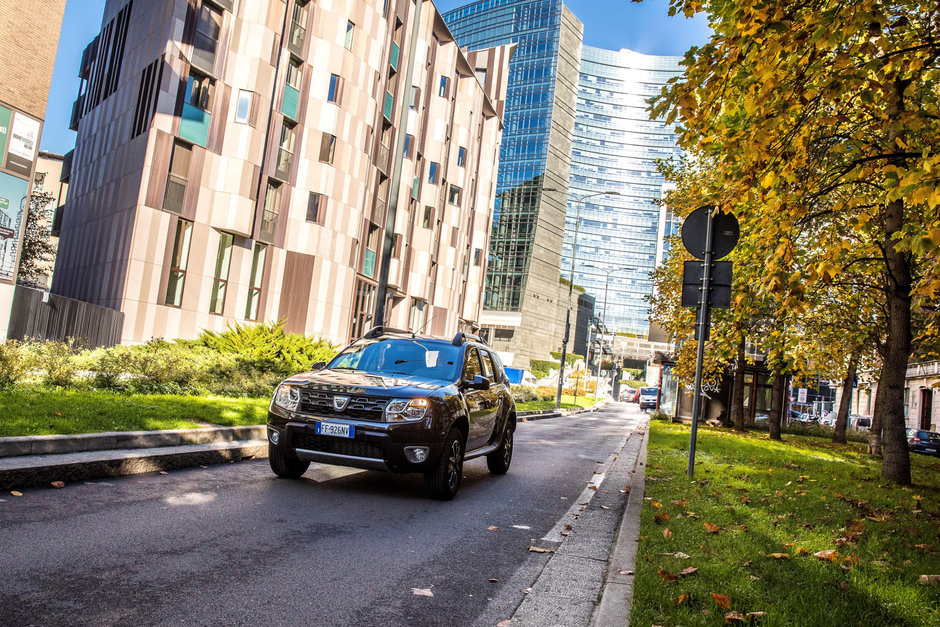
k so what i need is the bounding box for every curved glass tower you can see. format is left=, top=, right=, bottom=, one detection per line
left=562, top=46, right=683, bottom=337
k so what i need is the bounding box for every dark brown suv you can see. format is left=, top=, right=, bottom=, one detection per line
left=266, top=327, right=517, bottom=499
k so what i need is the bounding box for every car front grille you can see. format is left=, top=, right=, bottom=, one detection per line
left=299, top=391, right=388, bottom=421
left=291, top=432, right=384, bottom=460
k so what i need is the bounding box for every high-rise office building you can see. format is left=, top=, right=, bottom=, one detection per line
left=53, top=0, right=512, bottom=345
left=444, top=0, right=586, bottom=369
left=564, top=46, right=683, bottom=337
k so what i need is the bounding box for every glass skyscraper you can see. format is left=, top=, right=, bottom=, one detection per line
left=563, top=46, right=683, bottom=336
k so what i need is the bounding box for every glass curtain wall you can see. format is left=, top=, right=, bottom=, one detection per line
left=444, top=0, right=564, bottom=312
left=563, top=46, right=682, bottom=336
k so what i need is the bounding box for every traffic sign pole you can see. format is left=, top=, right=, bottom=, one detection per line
left=687, top=209, right=714, bottom=479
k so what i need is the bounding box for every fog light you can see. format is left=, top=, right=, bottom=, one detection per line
left=404, top=446, right=429, bottom=463
left=269, top=430, right=280, bottom=445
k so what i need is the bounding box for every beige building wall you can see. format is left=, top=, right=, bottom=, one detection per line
left=54, top=0, right=511, bottom=346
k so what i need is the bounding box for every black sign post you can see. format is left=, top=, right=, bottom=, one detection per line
left=681, top=205, right=739, bottom=478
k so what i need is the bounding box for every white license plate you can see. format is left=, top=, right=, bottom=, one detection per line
left=316, top=422, right=354, bottom=438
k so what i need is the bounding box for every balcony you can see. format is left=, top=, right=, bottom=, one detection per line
left=69, top=94, right=85, bottom=131
left=282, top=84, right=300, bottom=120
left=179, top=103, right=211, bottom=147
left=288, top=22, right=306, bottom=56
left=275, top=148, right=293, bottom=181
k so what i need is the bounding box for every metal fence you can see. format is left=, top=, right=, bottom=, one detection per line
left=7, top=286, right=123, bottom=348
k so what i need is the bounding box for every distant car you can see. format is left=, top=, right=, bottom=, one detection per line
left=850, top=414, right=872, bottom=430
left=639, top=386, right=659, bottom=411
left=620, top=388, right=639, bottom=402
left=819, top=415, right=836, bottom=427
left=906, top=429, right=940, bottom=457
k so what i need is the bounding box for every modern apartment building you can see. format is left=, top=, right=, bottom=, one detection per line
left=564, top=46, right=683, bottom=337
left=443, top=0, right=586, bottom=370
left=0, top=0, right=67, bottom=338
left=53, top=0, right=512, bottom=345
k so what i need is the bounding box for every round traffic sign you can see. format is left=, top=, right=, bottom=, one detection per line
left=681, top=205, right=740, bottom=260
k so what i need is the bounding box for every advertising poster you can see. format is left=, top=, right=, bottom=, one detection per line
left=5, top=112, right=40, bottom=178
left=0, top=170, right=29, bottom=282
left=0, top=106, right=10, bottom=164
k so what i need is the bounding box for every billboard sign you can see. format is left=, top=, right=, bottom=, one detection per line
left=0, top=171, right=29, bottom=282
left=5, top=112, right=40, bottom=178
left=0, top=106, right=11, bottom=163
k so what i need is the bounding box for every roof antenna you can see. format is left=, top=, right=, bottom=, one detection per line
left=415, top=309, right=441, bottom=336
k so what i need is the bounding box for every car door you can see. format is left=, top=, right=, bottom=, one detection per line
left=461, top=347, right=489, bottom=450
left=476, top=349, right=501, bottom=443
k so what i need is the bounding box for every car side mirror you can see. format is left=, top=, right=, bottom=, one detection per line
left=464, top=375, right=490, bottom=391
left=311, top=361, right=327, bottom=371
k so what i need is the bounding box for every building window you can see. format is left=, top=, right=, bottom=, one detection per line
left=192, top=2, right=223, bottom=72
left=345, top=20, right=355, bottom=51
left=474, top=248, right=482, bottom=266
left=447, top=184, right=462, bottom=206
left=289, top=1, right=308, bottom=51
left=328, top=73, right=341, bottom=103
left=428, top=162, right=439, bottom=184
left=457, top=146, right=466, bottom=167
left=163, top=141, right=192, bottom=214
left=422, top=205, right=433, bottom=228
left=403, top=134, right=414, bottom=158
left=260, top=181, right=281, bottom=240
left=350, top=279, right=376, bottom=341
left=409, top=85, right=420, bottom=109
left=276, top=119, right=296, bottom=179
left=363, top=224, right=379, bottom=277
left=245, top=242, right=267, bottom=321
left=306, top=191, right=325, bottom=224
left=187, top=71, right=214, bottom=111
left=319, top=133, right=336, bottom=164
left=286, top=57, right=303, bottom=90
left=234, top=89, right=252, bottom=123
left=209, top=231, right=234, bottom=314
left=409, top=298, right=427, bottom=332
left=165, top=218, right=193, bottom=307
left=438, top=75, right=449, bottom=98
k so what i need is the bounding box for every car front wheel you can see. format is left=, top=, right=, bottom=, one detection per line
left=268, top=442, right=310, bottom=479
left=486, top=425, right=513, bottom=474
left=426, top=430, right=464, bottom=500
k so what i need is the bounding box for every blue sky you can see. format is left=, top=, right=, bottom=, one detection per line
left=40, top=0, right=711, bottom=155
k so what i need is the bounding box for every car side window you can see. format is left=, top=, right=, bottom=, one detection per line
left=479, top=349, right=494, bottom=381
left=463, top=348, right=482, bottom=381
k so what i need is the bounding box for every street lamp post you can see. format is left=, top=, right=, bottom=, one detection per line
left=585, top=264, right=631, bottom=399
left=556, top=191, right=620, bottom=408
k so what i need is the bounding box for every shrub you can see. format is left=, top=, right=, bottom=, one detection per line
left=621, top=380, right=646, bottom=389
left=31, top=339, right=81, bottom=387
left=511, top=385, right=538, bottom=403
left=195, top=321, right=337, bottom=375
left=650, top=409, right=671, bottom=421
left=534, top=386, right=556, bottom=401
left=0, top=340, right=35, bottom=388
left=549, top=351, right=583, bottom=366
left=83, top=344, right=136, bottom=388
left=529, top=359, right=556, bottom=379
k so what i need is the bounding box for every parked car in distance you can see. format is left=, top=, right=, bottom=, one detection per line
left=906, top=429, right=940, bottom=456
left=639, top=386, right=659, bottom=411
left=850, top=414, right=872, bottom=430
left=620, top=388, right=639, bottom=403
left=266, top=327, right=517, bottom=500
left=787, top=409, right=815, bottom=424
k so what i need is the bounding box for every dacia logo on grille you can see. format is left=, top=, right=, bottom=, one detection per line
left=333, top=396, right=350, bottom=411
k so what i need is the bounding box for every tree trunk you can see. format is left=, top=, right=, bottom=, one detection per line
left=833, top=357, right=856, bottom=445
left=869, top=384, right=884, bottom=457
left=731, top=338, right=747, bottom=431
left=768, top=373, right=784, bottom=441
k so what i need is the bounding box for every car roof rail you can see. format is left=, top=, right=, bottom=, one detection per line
left=362, top=326, right=415, bottom=340
left=452, top=331, right=487, bottom=346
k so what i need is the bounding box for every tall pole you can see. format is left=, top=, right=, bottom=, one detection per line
left=556, top=191, right=620, bottom=408
left=687, top=209, right=715, bottom=478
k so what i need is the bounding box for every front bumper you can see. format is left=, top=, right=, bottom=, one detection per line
left=267, top=406, right=446, bottom=473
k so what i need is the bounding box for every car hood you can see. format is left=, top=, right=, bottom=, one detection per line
left=282, top=368, right=451, bottom=394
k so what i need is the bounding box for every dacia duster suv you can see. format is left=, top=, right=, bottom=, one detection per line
left=266, top=327, right=517, bottom=499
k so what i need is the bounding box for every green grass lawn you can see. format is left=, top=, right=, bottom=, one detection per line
left=0, top=388, right=270, bottom=437
left=516, top=394, right=602, bottom=412
left=632, top=421, right=940, bottom=626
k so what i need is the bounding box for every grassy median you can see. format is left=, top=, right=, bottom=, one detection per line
left=632, top=421, right=940, bottom=626
left=1, top=388, right=269, bottom=437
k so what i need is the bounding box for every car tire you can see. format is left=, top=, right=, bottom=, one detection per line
left=426, top=430, right=464, bottom=500
left=486, top=425, right=513, bottom=474
left=268, top=442, right=310, bottom=479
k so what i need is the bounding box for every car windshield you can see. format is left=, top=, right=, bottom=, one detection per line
left=641, top=387, right=657, bottom=395
left=327, top=339, right=461, bottom=381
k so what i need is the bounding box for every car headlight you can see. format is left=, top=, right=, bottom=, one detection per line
left=274, top=384, right=301, bottom=412
left=385, top=398, right=429, bottom=422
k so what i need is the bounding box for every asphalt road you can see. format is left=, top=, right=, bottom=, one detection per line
left=0, top=404, right=643, bottom=626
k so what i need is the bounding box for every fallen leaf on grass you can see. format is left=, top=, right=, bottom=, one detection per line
left=528, top=546, right=553, bottom=553
left=849, top=520, right=866, bottom=532
left=658, top=569, right=678, bottom=582
left=746, top=611, right=766, bottom=620
left=814, top=550, right=840, bottom=563
left=670, top=499, right=688, bottom=506
left=50, top=481, right=65, bottom=489
left=918, top=575, right=940, bottom=586
left=867, top=514, right=886, bottom=522
left=488, top=526, right=499, bottom=531
left=662, top=552, right=691, bottom=559
left=663, top=528, right=673, bottom=539
left=703, top=522, right=721, bottom=533
left=680, top=567, right=699, bottom=577
left=651, top=499, right=663, bottom=509
left=843, top=555, right=860, bottom=567
left=796, top=548, right=810, bottom=556
left=673, top=593, right=692, bottom=606
left=767, top=553, right=790, bottom=559
left=617, top=569, right=634, bottom=575
left=724, top=611, right=746, bottom=623
left=654, top=512, right=670, bottom=524
left=412, top=587, right=434, bottom=597
left=711, top=593, right=732, bottom=609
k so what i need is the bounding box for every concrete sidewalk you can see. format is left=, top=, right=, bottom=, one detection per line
left=0, top=403, right=606, bottom=490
